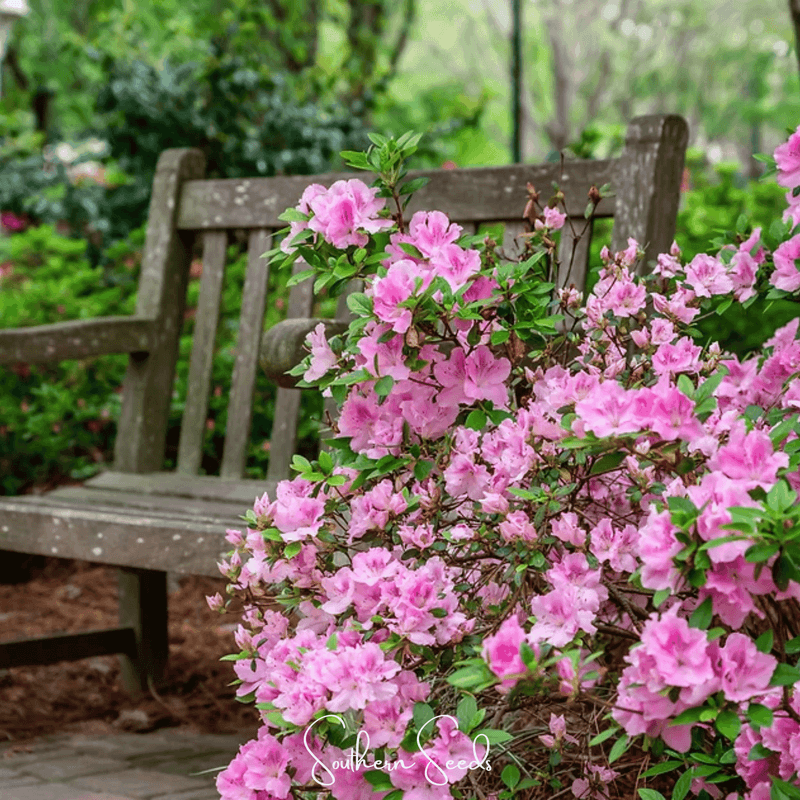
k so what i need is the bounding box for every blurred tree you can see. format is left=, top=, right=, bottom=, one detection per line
left=790, top=0, right=800, bottom=74
left=408, top=0, right=800, bottom=165
left=0, top=0, right=421, bottom=142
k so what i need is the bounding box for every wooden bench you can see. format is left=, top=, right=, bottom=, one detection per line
left=0, top=114, right=688, bottom=693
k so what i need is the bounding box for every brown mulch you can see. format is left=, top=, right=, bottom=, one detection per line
left=0, top=557, right=259, bottom=743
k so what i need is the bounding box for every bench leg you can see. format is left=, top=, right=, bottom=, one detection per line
left=117, top=567, right=168, bottom=694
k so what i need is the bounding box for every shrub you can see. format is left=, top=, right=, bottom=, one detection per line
left=675, top=152, right=794, bottom=356
left=0, top=224, right=136, bottom=493
left=212, top=130, right=800, bottom=800
left=95, top=50, right=371, bottom=245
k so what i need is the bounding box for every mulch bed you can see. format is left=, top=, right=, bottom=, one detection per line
left=0, top=557, right=259, bottom=743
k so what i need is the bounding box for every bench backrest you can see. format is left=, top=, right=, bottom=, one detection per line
left=114, top=114, right=688, bottom=486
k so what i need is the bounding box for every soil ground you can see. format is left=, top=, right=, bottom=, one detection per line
left=0, top=557, right=259, bottom=744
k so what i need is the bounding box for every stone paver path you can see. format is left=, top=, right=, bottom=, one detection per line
left=0, top=729, right=247, bottom=800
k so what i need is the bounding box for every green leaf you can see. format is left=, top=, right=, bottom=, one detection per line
left=399, top=176, right=430, bottom=195
left=770, top=663, right=800, bottom=687
left=771, top=777, right=800, bottom=800
left=689, top=596, right=713, bottom=629
left=413, top=702, right=435, bottom=732
left=715, top=709, right=741, bottom=741
left=501, top=764, right=520, bottom=789
left=671, top=706, right=708, bottom=726
left=589, top=451, right=626, bottom=475
left=284, top=541, right=302, bottom=559
left=456, top=695, right=478, bottom=733
left=448, top=664, right=495, bottom=690
left=491, top=329, right=510, bottom=345
left=473, top=728, right=514, bottom=744
left=465, top=409, right=487, bottom=430
left=588, top=727, right=619, bottom=746
left=677, top=374, right=695, bottom=398
left=667, top=496, right=698, bottom=518
left=519, top=641, right=538, bottom=668
left=317, top=450, right=334, bottom=473
left=340, top=150, right=371, bottom=169
left=399, top=242, right=424, bottom=259
left=641, top=761, right=683, bottom=778
left=608, top=734, right=630, bottom=763
left=672, top=769, right=693, bottom=800
left=749, top=743, right=775, bottom=760
left=653, top=589, right=670, bottom=608
left=745, top=542, right=781, bottom=563
left=638, top=790, right=667, bottom=800
left=747, top=703, right=774, bottom=729
left=374, top=375, right=395, bottom=397
left=772, top=552, right=800, bottom=591
left=414, top=460, right=434, bottom=481
left=786, top=635, right=800, bottom=654
left=291, top=454, right=312, bottom=473
left=755, top=630, right=774, bottom=654
left=346, top=292, right=373, bottom=316
left=767, top=480, right=796, bottom=512
left=278, top=208, right=309, bottom=222
left=364, top=770, right=395, bottom=791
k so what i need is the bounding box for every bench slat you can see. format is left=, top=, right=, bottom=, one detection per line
left=0, top=499, right=232, bottom=576
left=221, top=229, right=272, bottom=479
left=267, top=260, right=315, bottom=483
left=42, top=486, right=246, bottom=522
left=502, top=220, right=527, bottom=262
left=84, top=470, right=274, bottom=503
left=558, top=218, right=593, bottom=291
left=177, top=230, right=229, bottom=474
left=0, top=627, right=137, bottom=668
left=0, top=317, right=156, bottom=364
left=114, top=148, right=206, bottom=474
left=610, top=114, right=689, bottom=265
left=176, top=162, right=617, bottom=230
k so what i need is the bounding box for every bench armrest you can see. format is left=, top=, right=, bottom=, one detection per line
left=260, top=318, right=349, bottom=388
left=0, top=316, right=157, bottom=364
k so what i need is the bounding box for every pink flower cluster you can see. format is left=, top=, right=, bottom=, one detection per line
left=613, top=607, right=777, bottom=751
left=281, top=179, right=393, bottom=253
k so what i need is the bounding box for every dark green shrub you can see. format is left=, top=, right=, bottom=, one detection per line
left=674, top=153, right=795, bottom=355
left=0, top=225, right=134, bottom=493
left=94, top=51, right=370, bottom=244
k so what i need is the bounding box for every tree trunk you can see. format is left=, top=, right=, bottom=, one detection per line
left=510, top=0, right=523, bottom=162
left=791, top=0, right=800, bottom=76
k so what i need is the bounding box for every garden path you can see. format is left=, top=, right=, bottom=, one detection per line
left=0, top=728, right=242, bottom=799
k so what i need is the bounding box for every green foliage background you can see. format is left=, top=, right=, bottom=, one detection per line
left=0, top=0, right=799, bottom=492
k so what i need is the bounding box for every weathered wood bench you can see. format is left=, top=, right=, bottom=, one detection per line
left=0, top=114, right=688, bottom=692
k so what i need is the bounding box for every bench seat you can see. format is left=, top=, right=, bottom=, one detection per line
left=0, top=472, right=274, bottom=577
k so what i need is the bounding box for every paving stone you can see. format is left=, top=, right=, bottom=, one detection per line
left=24, top=755, right=128, bottom=781
left=0, top=766, right=27, bottom=778
left=129, top=752, right=231, bottom=778
left=0, top=786, right=135, bottom=800
left=67, top=736, right=206, bottom=761
left=73, top=768, right=208, bottom=799
left=126, top=750, right=205, bottom=769
left=150, top=791, right=220, bottom=800
left=0, top=775, right=42, bottom=787
left=0, top=747, right=81, bottom=767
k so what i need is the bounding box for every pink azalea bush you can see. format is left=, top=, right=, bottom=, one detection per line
left=212, top=129, right=800, bottom=799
